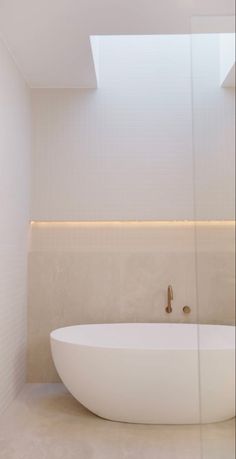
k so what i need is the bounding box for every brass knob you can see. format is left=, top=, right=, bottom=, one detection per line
left=183, top=305, right=191, bottom=314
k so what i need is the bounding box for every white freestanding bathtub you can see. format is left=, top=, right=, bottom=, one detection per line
left=50, top=323, right=235, bottom=424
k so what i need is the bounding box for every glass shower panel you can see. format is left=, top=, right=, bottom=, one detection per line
left=191, top=16, right=235, bottom=459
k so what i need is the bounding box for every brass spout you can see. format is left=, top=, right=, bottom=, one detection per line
left=165, top=285, right=173, bottom=313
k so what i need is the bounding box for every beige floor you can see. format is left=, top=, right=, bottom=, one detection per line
left=0, top=384, right=234, bottom=459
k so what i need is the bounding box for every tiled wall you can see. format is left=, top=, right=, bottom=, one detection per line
left=27, top=222, right=235, bottom=382
left=191, top=33, right=235, bottom=220
left=31, top=36, right=194, bottom=221
left=0, top=39, right=30, bottom=412
left=31, top=35, right=234, bottom=223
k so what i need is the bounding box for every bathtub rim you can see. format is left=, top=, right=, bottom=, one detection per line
left=50, top=323, right=235, bottom=352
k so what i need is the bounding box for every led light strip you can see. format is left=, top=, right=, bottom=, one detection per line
left=30, top=220, right=235, bottom=226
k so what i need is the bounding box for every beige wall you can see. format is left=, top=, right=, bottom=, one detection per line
left=0, top=38, right=30, bottom=412
left=27, top=222, right=234, bottom=382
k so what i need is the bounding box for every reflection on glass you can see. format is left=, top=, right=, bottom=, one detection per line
left=191, top=15, right=235, bottom=459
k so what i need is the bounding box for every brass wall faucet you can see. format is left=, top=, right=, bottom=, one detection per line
left=165, top=285, right=173, bottom=313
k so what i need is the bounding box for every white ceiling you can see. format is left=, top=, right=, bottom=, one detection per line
left=0, top=0, right=235, bottom=88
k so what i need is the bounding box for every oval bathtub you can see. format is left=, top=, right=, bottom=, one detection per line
left=50, top=323, right=235, bottom=424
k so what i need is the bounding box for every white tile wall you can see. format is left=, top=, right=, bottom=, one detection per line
left=0, top=38, right=30, bottom=413
left=31, top=35, right=194, bottom=221
left=31, top=35, right=235, bottom=222
left=191, top=33, right=235, bottom=220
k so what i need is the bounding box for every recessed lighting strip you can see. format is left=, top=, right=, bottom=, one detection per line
left=30, top=220, right=235, bottom=226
